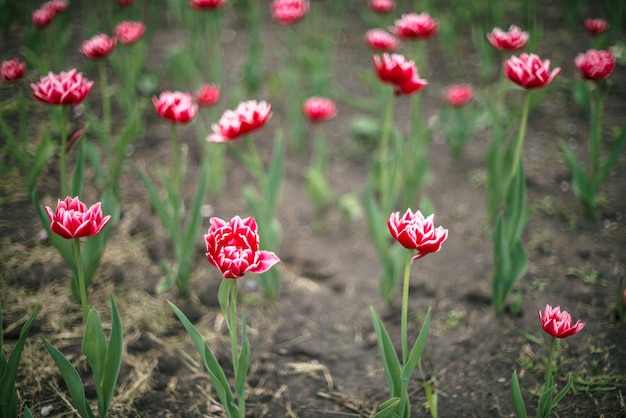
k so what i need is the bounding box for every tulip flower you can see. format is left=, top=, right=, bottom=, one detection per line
left=205, top=216, right=281, bottom=279
left=270, top=0, right=309, bottom=25
left=31, top=6, right=55, bottom=28
left=152, top=91, right=198, bottom=124
left=195, top=83, right=221, bottom=107
left=584, top=18, right=610, bottom=35
left=443, top=84, right=474, bottom=107
left=1, top=58, right=26, bottom=83
left=373, top=53, right=427, bottom=95
left=539, top=305, right=586, bottom=338
left=44, top=0, right=68, bottom=12
left=79, top=34, right=116, bottom=59
left=31, top=69, right=93, bottom=105
left=504, top=53, right=561, bottom=90
left=387, top=209, right=448, bottom=260
left=114, top=21, right=146, bottom=45
left=45, top=196, right=112, bottom=321
left=486, top=25, right=529, bottom=51
left=390, top=12, right=438, bottom=40
left=302, top=97, right=337, bottom=123
left=207, top=100, right=272, bottom=142
left=365, top=29, right=399, bottom=52
left=188, top=0, right=226, bottom=9
left=574, top=49, right=616, bottom=81
left=368, top=0, right=395, bottom=14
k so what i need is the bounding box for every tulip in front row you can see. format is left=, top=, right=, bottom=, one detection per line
left=45, top=196, right=111, bottom=239
left=388, top=209, right=448, bottom=260
left=31, top=69, right=94, bottom=106
left=504, top=53, right=561, bottom=90
left=539, top=304, right=586, bottom=339
left=205, top=216, right=281, bottom=279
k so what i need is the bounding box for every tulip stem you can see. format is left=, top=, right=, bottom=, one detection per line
left=59, top=106, right=68, bottom=196
left=544, top=336, right=556, bottom=394
left=228, top=279, right=238, bottom=377
left=379, top=89, right=395, bottom=214
left=73, top=238, right=89, bottom=323
left=400, top=250, right=414, bottom=364
left=510, top=91, right=531, bottom=183
left=99, top=60, right=112, bottom=157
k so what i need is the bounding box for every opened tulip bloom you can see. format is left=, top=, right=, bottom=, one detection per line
left=195, top=83, right=221, bottom=107
left=207, top=100, right=272, bottom=142
left=539, top=305, right=585, bottom=338
left=1, top=58, right=26, bottom=83
left=270, top=0, right=309, bottom=25
left=31, top=69, right=93, bottom=105
left=45, top=0, right=68, bottom=12
left=373, top=53, right=427, bottom=95
left=486, top=25, right=528, bottom=51
left=574, top=49, right=615, bottom=80
left=584, top=18, right=610, bottom=35
left=365, top=29, right=399, bottom=52
left=443, top=84, right=474, bottom=107
left=391, top=12, right=438, bottom=40
left=205, top=216, right=281, bottom=279
left=45, top=196, right=111, bottom=239
left=388, top=209, right=448, bottom=260
left=504, top=53, right=561, bottom=89
left=302, top=97, right=337, bottom=122
left=188, top=0, right=227, bottom=9
left=368, top=0, right=395, bottom=14
left=79, top=34, right=116, bottom=59
left=115, top=21, right=146, bottom=45
left=152, top=91, right=198, bottom=124
left=31, top=6, right=55, bottom=27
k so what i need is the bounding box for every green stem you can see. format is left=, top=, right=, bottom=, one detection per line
left=400, top=250, right=414, bottom=364
left=59, top=106, right=68, bottom=196
left=99, top=60, right=112, bottom=157
left=379, top=89, right=395, bottom=214
left=207, top=10, right=223, bottom=84
left=171, top=124, right=181, bottom=191
left=544, top=337, right=556, bottom=396
left=510, top=91, right=532, bottom=183
left=245, top=135, right=264, bottom=180
left=229, top=279, right=238, bottom=377
left=73, top=238, right=89, bottom=323
left=311, top=124, right=327, bottom=173
left=590, top=86, right=605, bottom=177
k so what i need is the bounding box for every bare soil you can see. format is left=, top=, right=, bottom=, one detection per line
left=1, top=1, right=626, bottom=417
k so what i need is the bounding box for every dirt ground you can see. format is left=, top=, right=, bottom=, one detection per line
left=2, top=1, right=626, bottom=417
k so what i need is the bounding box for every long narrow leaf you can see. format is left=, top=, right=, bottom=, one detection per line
left=82, top=309, right=106, bottom=397
left=235, top=310, right=250, bottom=399
left=71, top=138, right=86, bottom=197
left=550, top=375, right=573, bottom=410
left=372, top=397, right=401, bottom=418
left=265, top=132, right=284, bottom=216
left=511, top=370, right=528, bottom=418
left=402, top=307, right=431, bottom=381
left=182, top=161, right=210, bottom=256
left=593, top=121, right=626, bottom=189
left=26, top=134, right=55, bottom=195
left=42, top=338, right=95, bottom=418
left=167, top=301, right=238, bottom=417
left=370, top=307, right=402, bottom=397
left=100, top=295, right=123, bottom=417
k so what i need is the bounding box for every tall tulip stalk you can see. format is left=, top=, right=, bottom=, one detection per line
left=558, top=49, right=624, bottom=218
left=370, top=209, right=447, bottom=417
left=208, top=100, right=284, bottom=298
left=169, top=215, right=280, bottom=418
left=490, top=53, right=560, bottom=314
left=140, top=91, right=208, bottom=295
left=512, top=305, right=585, bottom=418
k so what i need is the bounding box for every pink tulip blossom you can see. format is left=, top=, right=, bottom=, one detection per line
left=388, top=209, right=448, bottom=260
left=373, top=53, right=427, bottom=95
left=152, top=91, right=198, bottom=124
left=486, top=25, right=529, bottom=51
left=538, top=305, right=585, bottom=339
left=31, top=69, right=93, bottom=105
left=368, top=0, right=395, bottom=14
left=390, top=12, right=438, bottom=40
left=32, top=6, right=55, bottom=27
left=443, top=84, right=474, bottom=107
left=205, top=216, right=281, bottom=279
left=114, top=21, right=146, bottom=45
left=1, top=58, right=26, bottom=83
left=302, top=97, right=337, bottom=123
left=504, top=53, right=561, bottom=89
left=207, top=100, right=272, bottom=142
left=270, top=0, right=309, bottom=25
left=44, top=0, right=68, bottom=12
left=195, top=83, right=221, bottom=107
left=584, top=18, right=610, bottom=35
left=365, top=29, right=399, bottom=52
left=188, top=0, right=227, bottom=9
left=45, top=196, right=111, bottom=239
left=79, top=34, right=117, bottom=59
left=574, top=49, right=615, bottom=81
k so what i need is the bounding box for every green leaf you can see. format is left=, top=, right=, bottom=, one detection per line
left=138, top=168, right=178, bottom=240
left=593, top=121, right=626, bottom=190
left=99, top=295, right=123, bottom=417
left=550, top=375, right=573, bottom=410
left=42, top=338, right=96, bottom=418
left=26, top=133, right=55, bottom=195
left=370, top=307, right=402, bottom=398
left=511, top=370, right=528, bottom=418
left=372, top=397, right=401, bottom=418
left=70, top=137, right=86, bottom=197
left=22, top=405, right=34, bottom=418
left=82, top=309, right=106, bottom=405
left=0, top=305, right=38, bottom=418
left=557, top=140, right=590, bottom=199
left=167, top=301, right=238, bottom=417
left=235, top=310, right=250, bottom=398
left=402, top=307, right=431, bottom=381
left=265, top=133, right=285, bottom=216
left=536, top=383, right=558, bottom=418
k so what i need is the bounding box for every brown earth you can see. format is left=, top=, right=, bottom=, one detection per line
left=1, top=1, right=626, bottom=417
